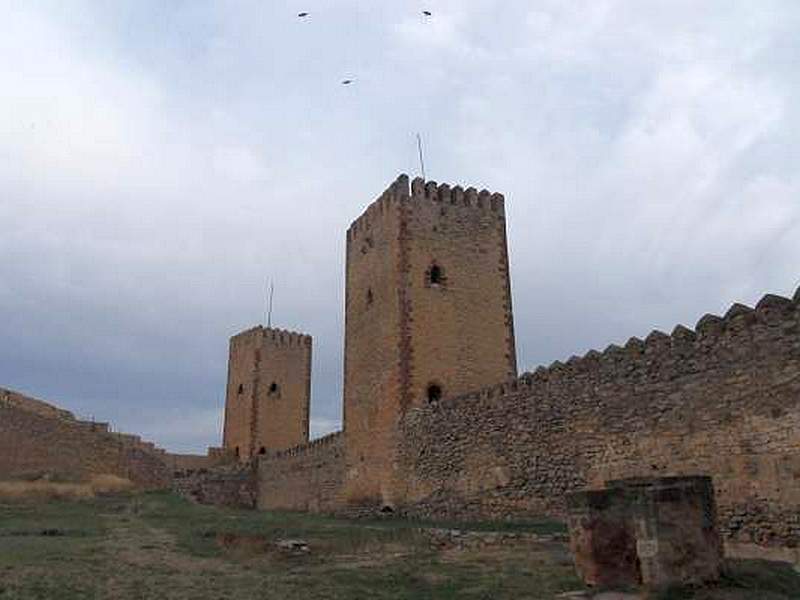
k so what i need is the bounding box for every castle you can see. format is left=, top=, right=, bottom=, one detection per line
left=223, top=174, right=515, bottom=507
left=0, top=173, right=796, bottom=563
left=218, top=174, right=799, bottom=563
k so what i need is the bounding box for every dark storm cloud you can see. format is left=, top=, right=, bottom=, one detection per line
left=1, top=1, right=798, bottom=451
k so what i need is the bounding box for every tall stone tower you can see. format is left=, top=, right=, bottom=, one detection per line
left=343, top=174, right=517, bottom=505
left=223, top=326, right=311, bottom=460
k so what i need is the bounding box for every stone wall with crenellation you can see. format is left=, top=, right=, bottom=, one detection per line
left=257, top=432, right=345, bottom=512
left=397, top=291, right=800, bottom=556
left=206, top=173, right=799, bottom=563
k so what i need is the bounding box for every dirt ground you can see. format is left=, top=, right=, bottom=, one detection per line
left=0, top=492, right=797, bottom=600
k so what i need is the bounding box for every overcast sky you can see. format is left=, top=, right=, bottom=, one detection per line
left=2, top=1, right=799, bottom=453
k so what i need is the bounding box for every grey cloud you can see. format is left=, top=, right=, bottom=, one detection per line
left=1, top=1, right=798, bottom=451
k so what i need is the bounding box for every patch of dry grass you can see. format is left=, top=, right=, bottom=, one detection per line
left=0, top=474, right=134, bottom=501
left=88, top=474, right=135, bottom=495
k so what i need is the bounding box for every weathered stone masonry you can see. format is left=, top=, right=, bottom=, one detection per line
left=0, top=388, right=170, bottom=488
left=173, top=462, right=257, bottom=508
left=257, top=432, right=344, bottom=512
left=397, top=292, right=800, bottom=556
left=342, top=174, right=515, bottom=507
left=223, top=327, right=311, bottom=461
left=208, top=174, right=798, bottom=563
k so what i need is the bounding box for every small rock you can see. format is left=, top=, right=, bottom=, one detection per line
left=40, top=529, right=65, bottom=537
left=275, top=539, right=310, bottom=553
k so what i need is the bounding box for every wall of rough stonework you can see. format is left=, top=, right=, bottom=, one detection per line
left=0, top=388, right=75, bottom=420
left=223, top=327, right=311, bottom=461
left=397, top=290, right=800, bottom=554
left=173, top=463, right=257, bottom=508
left=0, top=388, right=170, bottom=488
left=257, top=432, right=344, bottom=512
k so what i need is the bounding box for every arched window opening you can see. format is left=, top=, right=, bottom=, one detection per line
left=234, top=446, right=240, bottom=458
left=366, top=288, right=374, bottom=306
left=237, top=384, right=244, bottom=395
left=427, top=263, right=446, bottom=287
left=268, top=382, right=279, bottom=394
left=427, top=384, right=442, bottom=404
left=258, top=447, right=266, bottom=455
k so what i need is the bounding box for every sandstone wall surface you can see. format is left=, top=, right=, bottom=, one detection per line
left=0, top=388, right=169, bottom=488
left=398, top=291, right=800, bottom=552
left=342, top=174, right=517, bottom=507
left=173, top=463, right=257, bottom=508
left=257, top=432, right=345, bottom=512
left=343, top=177, right=404, bottom=504
left=223, top=327, right=311, bottom=460
left=164, top=453, right=216, bottom=472
left=404, top=177, right=516, bottom=406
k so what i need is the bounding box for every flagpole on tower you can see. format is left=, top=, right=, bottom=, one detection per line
left=416, top=133, right=426, bottom=180
left=267, top=280, right=274, bottom=328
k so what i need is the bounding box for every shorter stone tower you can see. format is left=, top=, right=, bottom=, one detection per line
left=223, top=326, right=311, bottom=460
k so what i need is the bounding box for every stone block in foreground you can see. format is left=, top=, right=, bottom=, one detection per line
left=566, top=476, right=723, bottom=590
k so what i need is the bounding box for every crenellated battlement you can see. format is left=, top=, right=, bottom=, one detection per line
left=261, top=326, right=312, bottom=348
left=266, top=430, right=344, bottom=460
left=231, top=325, right=311, bottom=348
left=216, top=170, right=800, bottom=557
left=347, top=173, right=506, bottom=243
left=419, top=286, right=800, bottom=412
left=76, top=420, right=110, bottom=433
left=409, top=177, right=505, bottom=214
left=347, top=174, right=410, bottom=242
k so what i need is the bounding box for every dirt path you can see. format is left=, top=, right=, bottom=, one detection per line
left=97, top=508, right=268, bottom=600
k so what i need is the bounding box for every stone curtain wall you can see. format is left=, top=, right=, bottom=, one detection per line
left=257, top=432, right=345, bottom=512
left=398, top=291, right=800, bottom=553
left=0, top=388, right=170, bottom=489
left=164, top=453, right=217, bottom=473
left=0, top=388, right=74, bottom=420
left=173, top=463, right=257, bottom=508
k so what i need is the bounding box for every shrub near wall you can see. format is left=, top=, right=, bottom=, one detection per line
left=398, top=292, right=800, bottom=555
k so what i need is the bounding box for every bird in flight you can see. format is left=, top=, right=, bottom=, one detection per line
left=341, top=79, right=354, bottom=85
left=423, top=10, right=432, bottom=16
left=297, top=12, right=309, bottom=18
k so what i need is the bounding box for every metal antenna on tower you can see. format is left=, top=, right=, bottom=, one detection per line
left=267, top=280, right=274, bottom=328
left=416, top=133, right=427, bottom=180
